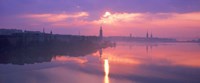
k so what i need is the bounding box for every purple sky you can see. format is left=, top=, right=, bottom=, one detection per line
left=0, top=0, right=200, bottom=40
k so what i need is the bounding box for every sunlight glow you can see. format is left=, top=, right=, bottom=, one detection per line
left=51, top=56, right=87, bottom=63
left=104, top=59, right=110, bottom=83
left=104, top=12, right=111, bottom=18
left=99, top=12, right=142, bottom=24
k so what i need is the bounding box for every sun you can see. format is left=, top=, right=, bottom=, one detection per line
left=103, top=12, right=111, bottom=18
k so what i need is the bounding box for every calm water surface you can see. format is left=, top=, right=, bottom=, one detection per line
left=0, top=42, right=200, bottom=83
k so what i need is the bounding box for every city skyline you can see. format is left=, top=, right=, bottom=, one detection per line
left=0, top=0, right=200, bottom=40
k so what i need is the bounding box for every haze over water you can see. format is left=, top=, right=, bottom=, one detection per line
left=1, top=42, right=200, bottom=83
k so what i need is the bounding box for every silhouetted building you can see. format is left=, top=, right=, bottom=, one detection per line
left=0, top=29, right=22, bottom=35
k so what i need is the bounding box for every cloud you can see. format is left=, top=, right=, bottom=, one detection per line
left=20, top=11, right=200, bottom=30
left=147, top=12, right=200, bottom=29
left=88, top=11, right=200, bottom=38
left=1, top=0, right=200, bottom=39
left=94, top=12, right=200, bottom=29
left=8, top=11, right=200, bottom=38
left=97, top=12, right=143, bottom=24
left=1, top=0, right=200, bottom=17
left=23, top=12, right=89, bottom=22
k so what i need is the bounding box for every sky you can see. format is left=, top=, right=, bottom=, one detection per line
left=0, top=0, right=200, bottom=40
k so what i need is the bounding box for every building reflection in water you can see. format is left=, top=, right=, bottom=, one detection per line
left=104, top=59, right=110, bottom=83
left=99, top=48, right=102, bottom=58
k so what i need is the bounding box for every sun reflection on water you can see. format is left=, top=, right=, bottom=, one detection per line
left=104, top=59, right=110, bottom=83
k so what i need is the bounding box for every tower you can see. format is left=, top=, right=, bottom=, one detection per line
left=99, top=26, right=103, bottom=40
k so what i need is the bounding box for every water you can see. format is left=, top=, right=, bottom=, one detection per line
left=0, top=42, right=200, bottom=83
